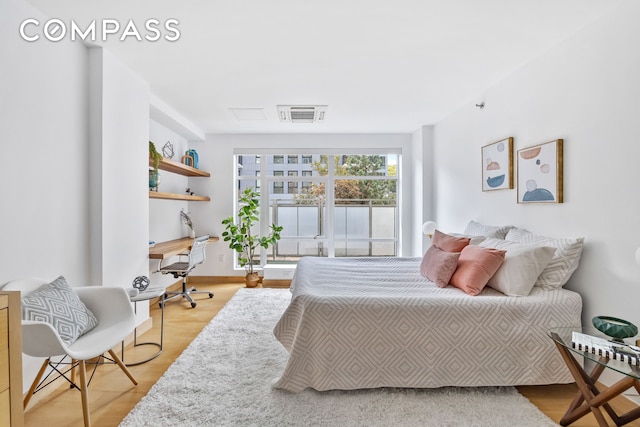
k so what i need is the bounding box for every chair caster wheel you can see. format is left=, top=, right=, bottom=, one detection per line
left=191, top=302, right=197, bottom=308
left=208, top=293, right=214, bottom=298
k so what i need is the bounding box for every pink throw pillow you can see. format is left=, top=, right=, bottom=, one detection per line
left=432, top=230, right=471, bottom=253
left=420, top=245, right=461, bottom=287
left=449, top=245, right=506, bottom=296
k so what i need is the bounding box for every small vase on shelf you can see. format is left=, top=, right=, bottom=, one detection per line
left=189, top=228, right=196, bottom=238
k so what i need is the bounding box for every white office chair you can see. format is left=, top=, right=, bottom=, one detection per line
left=2, top=278, right=138, bottom=427
left=159, top=235, right=213, bottom=308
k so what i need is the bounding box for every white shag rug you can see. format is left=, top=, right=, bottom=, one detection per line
left=120, top=288, right=557, bottom=427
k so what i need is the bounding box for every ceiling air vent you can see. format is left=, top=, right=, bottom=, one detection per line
left=277, top=105, right=327, bottom=123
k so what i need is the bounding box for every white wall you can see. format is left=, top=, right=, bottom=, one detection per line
left=411, top=126, right=435, bottom=255
left=88, top=47, right=150, bottom=291
left=0, top=0, right=90, bottom=286
left=433, top=1, right=640, bottom=330
left=190, top=133, right=414, bottom=276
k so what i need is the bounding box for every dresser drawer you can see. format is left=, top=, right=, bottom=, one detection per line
left=0, top=388, right=10, bottom=427
left=0, top=308, right=8, bottom=393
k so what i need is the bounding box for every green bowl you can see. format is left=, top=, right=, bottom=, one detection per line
left=592, top=316, right=638, bottom=340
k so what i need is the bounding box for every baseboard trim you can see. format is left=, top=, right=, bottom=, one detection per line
left=188, top=276, right=246, bottom=285
left=262, top=279, right=291, bottom=288
left=174, top=275, right=289, bottom=288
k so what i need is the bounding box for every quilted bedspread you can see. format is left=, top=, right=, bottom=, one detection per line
left=273, top=257, right=582, bottom=392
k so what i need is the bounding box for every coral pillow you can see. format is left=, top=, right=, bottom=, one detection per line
left=432, top=230, right=470, bottom=253
left=420, top=245, right=461, bottom=287
left=449, top=246, right=506, bottom=296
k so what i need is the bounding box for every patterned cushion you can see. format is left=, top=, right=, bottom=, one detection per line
left=420, top=245, right=461, bottom=287
left=505, top=228, right=584, bottom=290
left=463, top=220, right=513, bottom=239
left=22, top=276, right=99, bottom=345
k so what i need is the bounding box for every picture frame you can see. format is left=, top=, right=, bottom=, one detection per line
left=517, top=139, right=563, bottom=203
left=481, top=137, right=513, bottom=191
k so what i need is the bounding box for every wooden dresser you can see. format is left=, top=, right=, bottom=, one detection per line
left=0, top=291, right=23, bottom=427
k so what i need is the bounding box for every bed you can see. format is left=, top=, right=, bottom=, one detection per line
left=273, top=256, right=582, bottom=393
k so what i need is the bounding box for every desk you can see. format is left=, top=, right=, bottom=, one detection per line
left=548, top=327, right=640, bottom=427
left=121, top=288, right=165, bottom=366
left=149, top=236, right=220, bottom=259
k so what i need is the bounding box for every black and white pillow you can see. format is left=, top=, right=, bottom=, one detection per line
left=22, top=276, right=99, bottom=345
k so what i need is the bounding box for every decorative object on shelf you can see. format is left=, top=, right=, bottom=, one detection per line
left=149, top=141, right=163, bottom=191
left=132, top=275, right=150, bottom=292
left=221, top=187, right=283, bottom=287
left=149, top=169, right=161, bottom=191
left=149, top=141, right=162, bottom=174
left=592, top=316, right=638, bottom=342
left=182, top=149, right=199, bottom=168
left=186, top=187, right=195, bottom=196
left=517, top=139, right=563, bottom=203
left=481, top=137, right=513, bottom=191
left=181, top=208, right=196, bottom=238
left=162, top=141, right=174, bottom=159
left=181, top=153, right=194, bottom=167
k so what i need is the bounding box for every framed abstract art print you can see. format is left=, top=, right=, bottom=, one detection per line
left=517, top=139, right=563, bottom=203
left=481, top=137, right=513, bottom=191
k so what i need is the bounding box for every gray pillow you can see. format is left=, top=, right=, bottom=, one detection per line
left=22, top=276, right=99, bottom=345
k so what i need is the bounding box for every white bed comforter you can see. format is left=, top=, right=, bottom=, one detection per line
left=273, top=257, right=582, bottom=392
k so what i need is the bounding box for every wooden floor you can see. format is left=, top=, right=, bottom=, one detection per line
left=22, top=281, right=640, bottom=427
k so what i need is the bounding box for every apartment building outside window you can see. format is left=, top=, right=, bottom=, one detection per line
left=234, top=152, right=399, bottom=267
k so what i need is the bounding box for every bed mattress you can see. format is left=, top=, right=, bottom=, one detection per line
left=273, top=256, right=582, bottom=392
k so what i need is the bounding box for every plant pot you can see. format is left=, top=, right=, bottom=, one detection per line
left=245, top=272, right=260, bottom=288
left=149, top=170, right=160, bottom=191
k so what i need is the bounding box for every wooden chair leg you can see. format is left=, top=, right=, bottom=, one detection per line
left=23, top=358, right=50, bottom=409
left=78, top=360, right=91, bottom=427
left=71, top=358, right=76, bottom=386
left=108, top=349, right=138, bottom=385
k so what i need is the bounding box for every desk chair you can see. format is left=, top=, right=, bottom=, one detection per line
left=159, top=235, right=213, bottom=308
left=2, top=278, right=138, bottom=427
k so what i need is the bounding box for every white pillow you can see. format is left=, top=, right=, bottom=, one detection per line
left=463, top=220, right=513, bottom=240
left=447, top=232, right=486, bottom=246
left=479, top=238, right=556, bottom=296
left=505, top=228, right=584, bottom=290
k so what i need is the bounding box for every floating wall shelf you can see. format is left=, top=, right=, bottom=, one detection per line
left=148, top=156, right=210, bottom=201
left=149, top=191, right=210, bottom=202
left=149, top=157, right=210, bottom=177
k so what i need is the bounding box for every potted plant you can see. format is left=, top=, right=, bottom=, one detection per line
left=149, top=141, right=162, bottom=191
left=222, top=187, right=283, bottom=287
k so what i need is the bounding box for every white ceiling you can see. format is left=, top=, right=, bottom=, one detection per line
left=26, top=0, right=621, bottom=134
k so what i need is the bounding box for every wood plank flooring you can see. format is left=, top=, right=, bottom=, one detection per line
left=22, top=281, right=640, bottom=426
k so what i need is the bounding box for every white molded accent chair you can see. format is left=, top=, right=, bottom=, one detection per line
left=3, top=278, right=138, bottom=427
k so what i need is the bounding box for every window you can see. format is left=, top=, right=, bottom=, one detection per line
left=233, top=152, right=399, bottom=267
left=302, top=170, right=312, bottom=189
